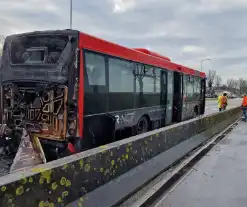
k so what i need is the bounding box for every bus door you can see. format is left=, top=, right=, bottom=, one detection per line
left=200, top=78, right=206, bottom=114
left=165, top=71, right=173, bottom=125
left=172, top=72, right=183, bottom=123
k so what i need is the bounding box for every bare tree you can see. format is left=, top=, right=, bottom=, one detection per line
left=239, top=78, right=245, bottom=86
left=233, top=79, right=239, bottom=93
left=227, top=78, right=239, bottom=93
left=239, top=78, right=247, bottom=94
left=226, top=78, right=234, bottom=89
left=207, top=70, right=216, bottom=92
left=215, top=75, right=222, bottom=87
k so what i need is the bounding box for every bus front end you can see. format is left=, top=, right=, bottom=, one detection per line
left=0, top=30, right=80, bottom=171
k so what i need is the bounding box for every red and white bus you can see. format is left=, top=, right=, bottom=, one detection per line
left=0, top=30, right=206, bottom=159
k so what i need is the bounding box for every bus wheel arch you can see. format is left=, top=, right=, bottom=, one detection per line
left=136, top=115, right=151, bottom=135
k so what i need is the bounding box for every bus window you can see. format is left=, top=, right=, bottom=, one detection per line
left=193, top=77, right=201, bottom=100
left=85, top=52, right=106, bottom=86
left=155, top=70, right=161, bottom=93
left=108, top=58, right=134, bottom=111
left=84, top=51, right=107, bottom=115
left=136, top=65, right=161, bottom=108
left=11, top=35, right=69, bottom=65
left=183, top=75, right=194, bottom=102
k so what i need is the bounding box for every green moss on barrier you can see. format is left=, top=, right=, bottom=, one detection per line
left=0, top=107, right=241, bottom=207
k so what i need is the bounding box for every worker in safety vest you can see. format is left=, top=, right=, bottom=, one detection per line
left=241, top=94, right=247, bottom=122
left=218, top=93, right=228, bottom=112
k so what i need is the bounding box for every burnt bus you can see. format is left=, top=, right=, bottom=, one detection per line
left=0, top=30, right=206, bottom=159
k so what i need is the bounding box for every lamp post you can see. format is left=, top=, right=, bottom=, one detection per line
left=70, top=0, right=73, bottom=29
left=200, top=58, right=211, bottom=72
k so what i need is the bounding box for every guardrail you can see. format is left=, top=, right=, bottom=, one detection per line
left=0, top=107, right=242, bottom=207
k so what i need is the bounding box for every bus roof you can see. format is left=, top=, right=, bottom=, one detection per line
left=132, top=48, right=171, bottom=62
left=79, top=32, right=206, bottom=78
left=5, top=29, right=205, bottom=78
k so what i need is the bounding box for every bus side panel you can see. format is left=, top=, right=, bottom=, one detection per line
left=182, top=101, right=200, bottom=120
left=82, top=50, right=116, bottom=149
left=110, top=106, right=166, bottom=131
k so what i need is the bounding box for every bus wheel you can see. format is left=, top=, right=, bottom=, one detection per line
left=136, top=116, right=149, bottom=135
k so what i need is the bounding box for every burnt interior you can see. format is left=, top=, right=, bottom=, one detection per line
left=2, top=82, right=68, bottom=139
left=0, top=81, right=79, bottom=163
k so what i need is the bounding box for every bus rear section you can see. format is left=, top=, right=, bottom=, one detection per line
left=0, top=30, right=80, bottom=162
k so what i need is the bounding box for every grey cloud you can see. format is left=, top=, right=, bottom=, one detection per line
left=0, top=0, right=247, bottom=80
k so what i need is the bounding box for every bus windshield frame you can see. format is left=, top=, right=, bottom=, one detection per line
left=10, top=34, right=70, bottom=66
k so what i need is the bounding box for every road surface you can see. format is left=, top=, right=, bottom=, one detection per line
left=205, top=98, right=241, bottom=115
left=155, top=120, right=246, bottom=207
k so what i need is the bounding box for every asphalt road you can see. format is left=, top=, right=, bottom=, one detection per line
left=204, top=98, right=241, bottom=115
left=155, top=120, right=246, bottom=207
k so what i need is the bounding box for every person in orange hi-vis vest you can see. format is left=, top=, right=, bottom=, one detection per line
left=218, top=93, right=228, bottom=112
left=241, top=94, right=247, bottom=122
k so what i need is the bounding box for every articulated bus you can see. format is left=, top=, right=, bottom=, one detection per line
left=0, top=30, right=206, bottom=159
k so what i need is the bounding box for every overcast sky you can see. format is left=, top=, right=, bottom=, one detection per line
left=0, top=0, right=246, bottom=81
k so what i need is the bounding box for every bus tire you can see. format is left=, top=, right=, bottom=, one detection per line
left=136, top=116, right=149, bottom=135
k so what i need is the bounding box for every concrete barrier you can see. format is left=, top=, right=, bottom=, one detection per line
left=0, top=107, right=241, bottom=207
